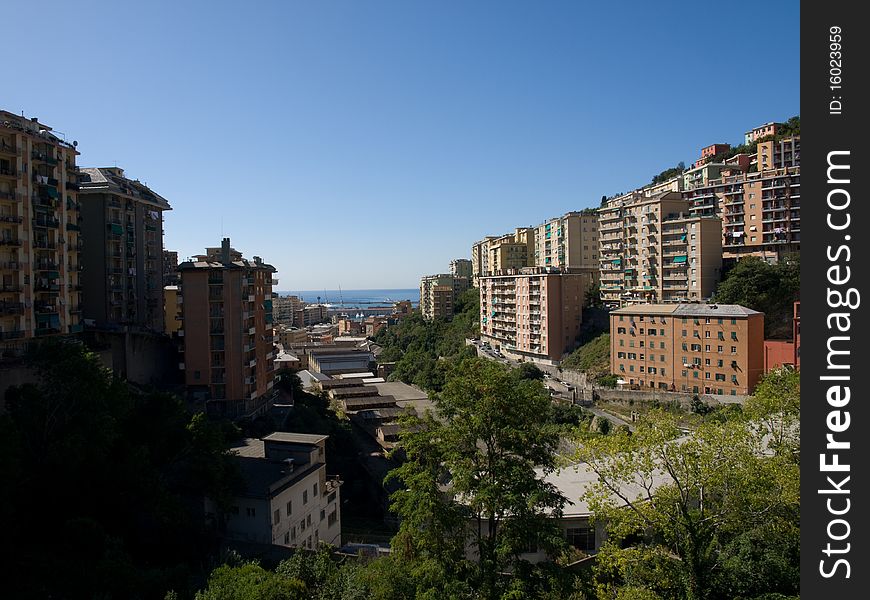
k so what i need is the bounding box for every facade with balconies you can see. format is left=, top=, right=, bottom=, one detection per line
left=0, top=110, right=83, bottom=357
left=78, top=167, right=171, bottom=332
left=178, top=238, right=277, bottom=419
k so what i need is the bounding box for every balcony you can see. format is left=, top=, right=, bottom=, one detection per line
left=0, top=238, right=22, bottom=247
left=31, top=151, right=58, bottom=166
left=0, top=330, right=25, bottom=341
left=0, top=190, right=21, bottom=202
left=33, top=216, right=60, bottom=229
left=0, top=166, right=19, bottom=179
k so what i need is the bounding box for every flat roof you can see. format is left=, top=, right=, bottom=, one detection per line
left=263, top=432, right=328, bottom=445
left=610, top=303, right=761, bottom=317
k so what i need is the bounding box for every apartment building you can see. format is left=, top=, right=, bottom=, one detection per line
left=218, top=433, right=341, bottom=549
left=450, top=258, right=473, bottom=279
left=164, top=285, right=181, bottom=334
left=532, top=210, right=599, bottom=278
left=78, top=167, right=170, bottom=332
left=471, top=235, right=498, bottom=286
left=609, top=304, right=764, bottom=396
left=163, top=250, right=179, bottom=286
left=177, top=238, right=278, bottom=419
left=692, top=143, right=731, bottom=168
left=479, top=267, right=593, bottom=364
left=598, top=191, right=722, bottom=306
left=685, top=165, right=800, bottom=263
left=488, top=228, right=535, bottom=274
left=744, top=121, right=780, bottom=145
left=756, top=136, right=800, bottom=171
left=1, top=111, right=83, bottom=356
left=420, top=273, right=470, bottom=320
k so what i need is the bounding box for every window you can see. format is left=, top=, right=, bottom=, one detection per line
left=717, top=360, right=723, bottom=367
left=300, top=519, right=306, bottom=532
left=303, top=490, right=308, bottom=505
left=313, top=483, right=318, bottom=497
left=705, top=372, right=711, bottom=379
left=718, top=332, right=724, bottom=340
left=328, top=510, right=337, bottom=526
left=682, top=370, right=688, bottom=377
left=307, top=514, right=312, bottom=527
left=731, top=332, right=738, bottom=340
left=566, top=527, right=596, bottom=552
left=291, top=526, right=296, bottom=540
left=681, top=329, right=687, bottom=336
left=660, top=342, right=666, bottom=349
left=320, top=509, right=326, bottom=521
left=718, top=345, right=723, bottom=352
left=660, top=329, right=665, bottom=336
left=731, top=346, right=737, bottom=354
left=274, top=509, right=280, bottom=524
left=705, top=359, right=711, bottom=366
left=246, top=507, right=256, bottom=517
left=194, top=370, right=201, bottom=380
left=660, top=355, right=665, bottom=361
left=716, top=373, right=726, bottom=381
left=705, top=345, right=711, bottom=352
left=284, top=531, right=290, bottom=544
left=286, top=501, right=292, bottom=516
left=704, top=331, right=710, bottom=338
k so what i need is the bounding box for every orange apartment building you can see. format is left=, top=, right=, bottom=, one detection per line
left=744, top=122, right=780, bottom=145
left=420, top=273, right=470, bottom=320
left=764, top=301, right=800, bottom=372
left=684, top=161, right=800, bottom=263
left=692, top=143, right=731, bottom=168
left=598, top=190, right=722, bottom=306
left=178, top=238, right=278, bottom=419
left=609, top=304, right=765, bottom=396
left=1, top=111, right=83, bottom=357
left=479, top=267, right=593, bottom=364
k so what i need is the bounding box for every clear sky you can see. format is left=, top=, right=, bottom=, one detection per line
left=5, top=0, right=799, bottom=289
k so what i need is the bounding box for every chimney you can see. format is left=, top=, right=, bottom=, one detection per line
left=221, top=237, right=231, bottom=263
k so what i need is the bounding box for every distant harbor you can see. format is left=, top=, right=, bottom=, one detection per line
left=276, top=289, right=419, bottom=310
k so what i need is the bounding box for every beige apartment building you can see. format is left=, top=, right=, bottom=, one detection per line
left=488, top=228, right=535, bottom=274
left=273, top=294, right=302, bottom=325
left=78, top=167, right=170, bottom=332
left=164, top=285, right=181, bottom=334
left=450, top=258, right=472, bottom=279
left=420, top=273, right=470, bottom=320
left=1, top=111, right=83, bottom=356
left=532, top=210, right=599, bottom=277
left=471, top=235, right=498, bottom=286
left=598, top=191, right=722, bottom=306
left=479, top=267, right=593, bottom=364
left=756, top=136, right=800, bottom=171
left=178, top=238, right=278, bottom=419
left=609, top=304, right=764, bottom=396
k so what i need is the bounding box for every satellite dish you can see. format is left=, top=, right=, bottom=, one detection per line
left=73, top=140, right=78, bottom=147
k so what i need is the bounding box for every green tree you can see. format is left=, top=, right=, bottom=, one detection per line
left=711, top=255, right=799, bottom=338
left=389, top=358, right=567, bottom=599
left=195, top=562, right=307, bottom=600
left=575, top=409, right=799, bottom=600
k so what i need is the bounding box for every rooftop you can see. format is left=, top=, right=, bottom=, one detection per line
left=78, top=167, right=171, bottom=210
left=611, top=303, right=762, bottom=317
left=229, top=438, right=322, bottom=498
left=263, top=432, right=328, bottom=445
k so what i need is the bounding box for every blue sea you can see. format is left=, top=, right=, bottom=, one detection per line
left=275, top=288, right=419, bottom=309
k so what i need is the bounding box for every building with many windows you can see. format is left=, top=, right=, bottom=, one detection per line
left=488, top=228, right=535, bottom=274
left=420, top=273, right=470, bottom=320
left=450, top=258, right=472, bottom=279
left=177, top=238, right=278, bottom=418
left=78, top=167, right=171, bottom=332
left=598, top=191, right=722, bottom=306
left=479, top=267, right=592, bottom=364
left=532, top=210, right=599, bottom=279
left=1, top=111, right=83, bottom=356
left=471, top=235, right=498, bottom=287
left=216, top=432, right=341, bottom=549
left=609, top=304, right=764, bottom=396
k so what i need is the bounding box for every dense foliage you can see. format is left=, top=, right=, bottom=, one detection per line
left=372, top=287, right=480, bottom=391
left=576, top=368, right=800, bottom=600
left=0, top=339, right=239, bottom=599
left=711, top=255, right=800, bottom=338
left=560, top=333, right=611, bottom=377
left=651, top=162, right=686, bottom=184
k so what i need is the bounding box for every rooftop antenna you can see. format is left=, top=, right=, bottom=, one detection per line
left=339, top=284, right=344, bottom=307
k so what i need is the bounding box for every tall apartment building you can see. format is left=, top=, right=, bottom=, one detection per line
left=178, top=238, right=278, bottom=419
left=488, top=228, right=535, bottom=274
left=685, top=164, right=800, bottom=263
left=598, top=191, right=722, bottom=306
left=449, top=258, right=472, bottom=279
left=420, top=273, right=470, bottom=320
left=78, top=167, right=170, bottom=332
left=1, top=111, right=83, bottom=356
left=756, top=136, right=800, bottom=171
left=471, top=235, right=498, bottom=286
left=219, top=433, right=342, bottom=549
left=479, top=267, right=593, bottom=364
left=532, top=210, right=599, bottom=290
left=609, top=304, right=764, bottom=396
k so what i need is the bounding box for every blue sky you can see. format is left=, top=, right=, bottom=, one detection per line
left=5, top=0, right=799, bottom=289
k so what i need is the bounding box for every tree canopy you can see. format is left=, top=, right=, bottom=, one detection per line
left=1, top=339, right=240, bottom=599
left=711, top=255, right=799, bottom=338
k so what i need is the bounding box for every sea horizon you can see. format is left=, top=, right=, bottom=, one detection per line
left=275, top=288, right=420, bottom=307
